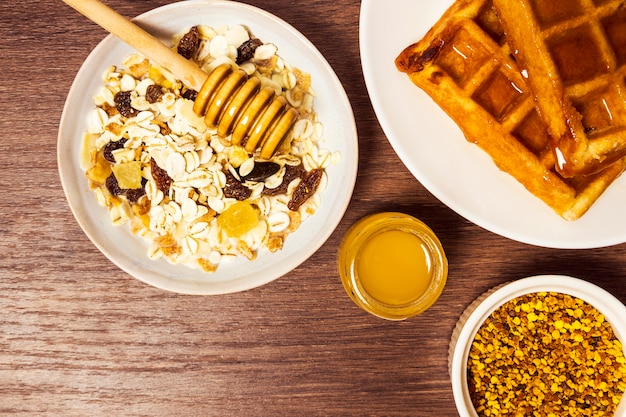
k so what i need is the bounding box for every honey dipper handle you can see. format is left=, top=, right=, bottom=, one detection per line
left=61, top=0, right=207, bottom=91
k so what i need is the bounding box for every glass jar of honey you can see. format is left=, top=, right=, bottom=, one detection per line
left=338, top=212, right=448, bottom=320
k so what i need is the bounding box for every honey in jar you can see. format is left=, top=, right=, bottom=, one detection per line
left=338, top=212, right=448, bottom=320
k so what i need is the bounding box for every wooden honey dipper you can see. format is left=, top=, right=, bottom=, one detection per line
left=61, top=0, right=299, bottom=159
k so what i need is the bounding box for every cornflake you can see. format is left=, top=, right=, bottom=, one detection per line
left=468, top=292, right=626, bottom=417
left=81, top=24, right=340, bottom=273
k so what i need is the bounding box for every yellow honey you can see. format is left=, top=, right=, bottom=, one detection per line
left=358, top=229, right=433, bottom=305
left=338, top=212, right=447, bottom=320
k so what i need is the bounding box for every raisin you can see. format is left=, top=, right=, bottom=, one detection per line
left=105, top=173, right=124, bottom=196
left=177, top=26, right=200, bottom=59
left=102, top=138, right=127, bottom=163
left=125, top=180, right=147, bottom=203
left=150, top=158, right=172, bottom=194
left=145, top=84, right=163, bottom=103
left=262, top=163, right=305, bottom=196
left=288, top=168, right=323, bottom=211
left=237, top=38, right=263, bottom=64
left=284, top=163, right=306, bottom=183
left=181, top=88, right=197, bottom=101
left=223, top=171, right=252, bottom=201
left=114, top=91, right=138, bottom=118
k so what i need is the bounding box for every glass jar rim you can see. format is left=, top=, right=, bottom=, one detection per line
left=338, top=212, right=448, bottom=320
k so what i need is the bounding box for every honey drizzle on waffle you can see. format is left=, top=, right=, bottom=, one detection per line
left=395, top=0, right=626, bottom=220
left=493, top=0, right=626, bottom=177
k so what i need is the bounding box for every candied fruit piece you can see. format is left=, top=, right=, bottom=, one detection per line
left=217, top=201, right=259, bottom=238
left=111, top=161, right=143, bottom=189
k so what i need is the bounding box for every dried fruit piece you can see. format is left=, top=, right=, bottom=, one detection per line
left=114, top=91, right=138, bottom=118
left=106, top=173, right=123, bottom=197
left=150, top=158, right=172, bottom=193
left=177, top=26, right=200, bottom=59
left=102, top=138, right=128, bottom=163
left=145, top=84, right=163, bottom=103
left=124, top=183, right=146, bottom=203
left=106, top=172, right=146, bottom=202
left=288, top=168, right=322, bottom=211
left=217, top=201, right=259, bottom=238
left=111, top=161, right=142, bottom=189
left=237, top=38, right=263, bottom=64
left=262, top=163, right=305, bottom=196
left=181, top=87, right=197, bottom=101
left=223, top=171, right=252, bottom=200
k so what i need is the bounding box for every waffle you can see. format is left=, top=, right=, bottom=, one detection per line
left=493, top=0, right=626, bottom=177
left=395, top=0, right=626, bottom=220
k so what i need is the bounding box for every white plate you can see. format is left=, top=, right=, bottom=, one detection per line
left=359, top=0, right=626, bottom=249
left=448, top=275, right=626, bottom=416
left=58, top=0, right=358, bottom=294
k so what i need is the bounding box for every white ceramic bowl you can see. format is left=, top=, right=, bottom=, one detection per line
left=449, top=275, right=626, bottom=417
left=57, top=1, right=358, bottom=294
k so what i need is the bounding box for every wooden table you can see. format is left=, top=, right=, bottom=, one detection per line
left=1, top=0, right=625, bottom=415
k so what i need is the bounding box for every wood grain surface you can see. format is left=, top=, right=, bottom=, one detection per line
left=1, top=0, right=625, bottom=416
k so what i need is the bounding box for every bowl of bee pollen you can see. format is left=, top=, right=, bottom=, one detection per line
left=449, top=275, right=626, bottom=417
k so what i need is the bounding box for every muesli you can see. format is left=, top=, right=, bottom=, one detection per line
left=81, top=24, right=340, bottom=272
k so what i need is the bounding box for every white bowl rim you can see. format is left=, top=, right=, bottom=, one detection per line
left=449, top=275, right=626, bottom=417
